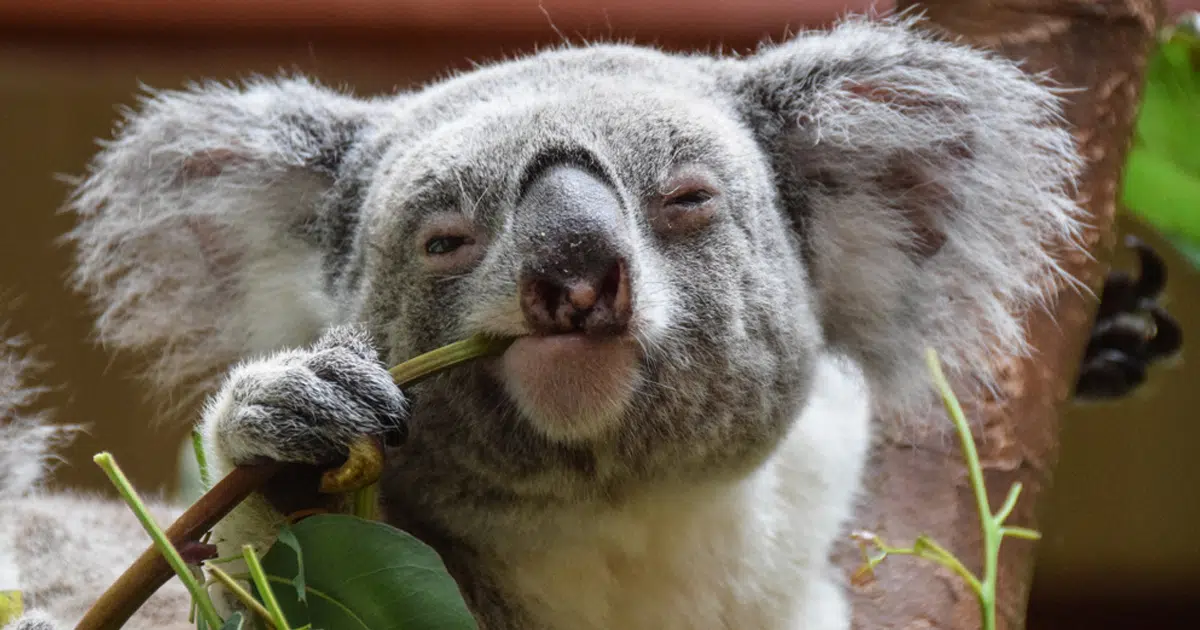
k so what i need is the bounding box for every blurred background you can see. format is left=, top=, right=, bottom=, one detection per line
left=1, top=1, right=1197, bottom=627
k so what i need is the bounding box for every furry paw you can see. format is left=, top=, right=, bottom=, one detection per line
left=1074, top=236, right=1184, bottom=401
left=201, top=325, right=408, bottom=475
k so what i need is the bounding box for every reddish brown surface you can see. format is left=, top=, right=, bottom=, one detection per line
left=1, top=0, right=1197, bottom=36
left=0, top=0, right=853, bottom=40
left=835, top=1, right=1165, bottom=629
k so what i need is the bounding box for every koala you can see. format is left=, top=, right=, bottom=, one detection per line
left=0, top=326, right=188, bottom=630
left=4, top=14, right=1086, bottom=630
left=0, top=329, right=194, bottom=630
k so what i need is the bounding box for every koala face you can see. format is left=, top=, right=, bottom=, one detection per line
left=356, top=50, right=822, bottom=503
left=65, top=15, right=1083, bottom=524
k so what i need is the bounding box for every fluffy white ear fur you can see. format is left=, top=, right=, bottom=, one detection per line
left=0, top=331, right=76, bottom=502
left=2, top=326, right=192, bottom=630
left=63, top=77, right=377, bottom=412
left=733, top=14, right=1087, bottom=424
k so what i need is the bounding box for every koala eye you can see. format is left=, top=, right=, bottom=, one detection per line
left=651, top=168, right=720, bottom=236
left=425, top=235, right=471, bottom=255
left=416, top=214, right=484, bottom=273
left=664, top=189, right=714, bottom=208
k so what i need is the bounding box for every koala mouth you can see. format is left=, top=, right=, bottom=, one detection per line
left=497, top=332, right=642, bottom=442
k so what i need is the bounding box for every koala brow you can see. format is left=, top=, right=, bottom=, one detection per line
left=516, top=145, right=615, bottom=203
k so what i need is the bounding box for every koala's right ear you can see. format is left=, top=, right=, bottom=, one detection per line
left=65, top=76, right=380, bottom=409
left=726, top=15, right=1087, bottom=420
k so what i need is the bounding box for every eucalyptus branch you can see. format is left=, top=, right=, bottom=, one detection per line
left=207, top=566, right=277, bottom=629
left=76, top=333, right=513, bottom=630
left=241, top=546, right=291, bottom=630
left=853, top=349, right=1042, bottom=630
left=92, top=453, right=224, bottom=629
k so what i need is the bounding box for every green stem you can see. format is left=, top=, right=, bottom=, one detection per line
left=864, top=536, right=983, bottom=594
left=92, top=452, right=224, bottom=629
left=389, top=334, right=514, bottom=386
left=913, top=536, right=984, bottom=594
left=242, top=545, right=291, bottom=630
left=207, top=565, right=277, bottom=629
left=353, top=483, right=380, bottom=521
left=925, top=350, right=998, bottom=630
left=1001, top=526, right=1043, bottom=541
left=994, top=483, right=1024, bottom=525
left=192, top=428, right=212, bottom=490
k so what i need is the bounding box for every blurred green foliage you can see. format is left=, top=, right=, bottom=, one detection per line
left=1121, top=13, right=1200, bottom=267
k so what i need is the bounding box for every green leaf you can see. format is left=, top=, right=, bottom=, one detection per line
left=258, top=514, right=478, bottom=630
left=218, top=612, right=245, bottom=630
left=1121, top=14, right=1200, bottom=260
left=276, top=524, right=308, bottom=604
left=1170, top=235, right=1200, bottom=268
left=1121, top=146, right=1200, bottom=240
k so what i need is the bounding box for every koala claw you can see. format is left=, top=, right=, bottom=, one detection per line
left=1074, top=236, right=1183, bottom=401
left=319, top=435, right=385, bottom=494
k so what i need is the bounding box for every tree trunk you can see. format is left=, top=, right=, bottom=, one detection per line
left=834, top=1, right=1164, bottom=629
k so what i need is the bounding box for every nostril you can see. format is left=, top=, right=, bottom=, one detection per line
left=534, top=279, right=563, bottom=317
left=600, top=261, right=623, bottom=307
left=605, top=259, right=633, bottom=333
left=519, top=258, right=633, bottom=336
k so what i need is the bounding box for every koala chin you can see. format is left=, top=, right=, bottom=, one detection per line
left=499, top=333, right=644, bottom=442
left=3, top=13, right=1085, bottom=630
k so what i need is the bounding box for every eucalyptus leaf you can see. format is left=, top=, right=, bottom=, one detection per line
left=276, top=524, right=308, bottom=604
left=257, top=514, right=478, bottom=630
left=218, top=612, right=246, bottom=630
left=1121, top=13, right=1200, bottom=259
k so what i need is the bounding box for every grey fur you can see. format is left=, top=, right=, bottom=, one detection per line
left=1, top=327, right=190, bottom=630
left=9, top=13, right=1084, bottom=630
left=0, top=332, right=71, bottom=501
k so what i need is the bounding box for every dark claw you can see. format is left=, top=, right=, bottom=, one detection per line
left=1073, top=238, right=1183, bottom=402
left=1093, top=270, right=1137, bottom=320
left=1145, top=305, right=1184, bottom=360
left=1075, top=349, right=1148, bottom=401
left=1128, top=235, right=1167, bottom=303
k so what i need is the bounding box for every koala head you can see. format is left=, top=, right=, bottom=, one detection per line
left=356, top=55, right=820, bottom=461
left=64, top=16, right=1083, bottom=498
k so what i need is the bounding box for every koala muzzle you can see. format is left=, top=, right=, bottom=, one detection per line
left=516, top=165, right=633, bottom=337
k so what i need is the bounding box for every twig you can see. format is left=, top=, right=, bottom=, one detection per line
left=74, top=462, right=283, bottom=630
left=207, top=564, right=277, bottom=628
left=853, top=350, right=1042, bottom=630
left=91, top=453, right=229, bottom=629
left=75, top=333, right=513, bottom=630
left=386, top=334, right=512, bottom=386
left=242, top=545, right=292, bottom=630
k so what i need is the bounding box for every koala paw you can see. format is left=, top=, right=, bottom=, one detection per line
left=202, top=325, right=408, bottom=476
left=1074, top=236, right=1184, bottom=401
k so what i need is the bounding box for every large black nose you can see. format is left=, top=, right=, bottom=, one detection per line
left=515, top=165, right=633, bottom=337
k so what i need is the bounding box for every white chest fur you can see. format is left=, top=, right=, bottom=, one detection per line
left=497, top=356, right=873, bottom=630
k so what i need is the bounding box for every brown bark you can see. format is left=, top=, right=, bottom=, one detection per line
left=835, top=1, right=1164, bottom=629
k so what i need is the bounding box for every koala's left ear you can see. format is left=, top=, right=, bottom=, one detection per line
left=63, top=76, right=382, bottom=410
left=727, top=15, right=1086, bottom=417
